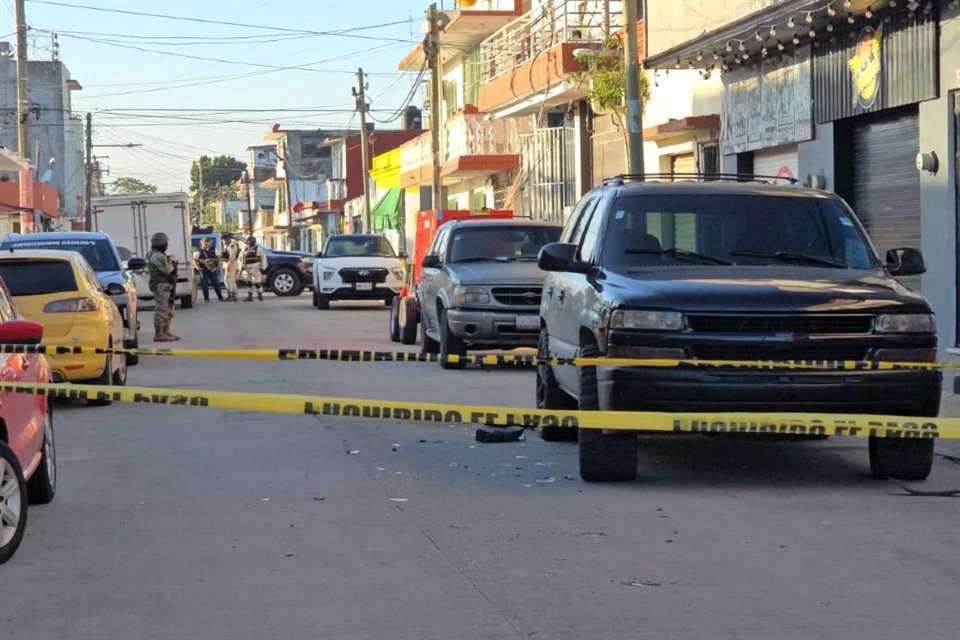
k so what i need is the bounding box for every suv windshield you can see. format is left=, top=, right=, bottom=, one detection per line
left=2, top=238, right=121, bottom=271
left=325, top=236, right=395, bottom=258
left=449, top=226, right=561, bottom=263
left=603, top=194, right=875, bottom=270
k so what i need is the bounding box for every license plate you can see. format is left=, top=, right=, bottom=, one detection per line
left=515, top=315, right=539, bottom=331
left=355, top=282, right=373, bottom=291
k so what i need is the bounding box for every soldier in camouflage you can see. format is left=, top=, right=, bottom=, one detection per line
left=242, top=236, right=268, bottom=302
left=146, top=232, right=180, bottom=342
left=220, top=233, right=243, bottom=301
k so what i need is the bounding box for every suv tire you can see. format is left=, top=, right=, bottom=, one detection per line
left=577, top=342, right=637, bottom=482
left=537, top=329, right=577, bottom=442
left=868, top=436, right=935, bottom=481
left=87, top=348, right=114, bottom=407
left=315, top=294, right=330, bottom=310
left=439, top=308, right=466, bottom=370
left=399, top=297, right=418, bottom=345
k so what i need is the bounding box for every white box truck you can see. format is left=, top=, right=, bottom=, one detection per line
left=91, top=192, right=198, bottom=309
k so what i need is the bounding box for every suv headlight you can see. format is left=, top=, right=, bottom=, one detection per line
left=609, top=309, right=685, bottom=331
left=322, top=269, right=336, bottom=281
left=452, top=285, right=490, bottom=306
left=874, top=314, right=935, bottom=333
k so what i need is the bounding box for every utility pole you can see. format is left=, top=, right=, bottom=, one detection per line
left=84, top=113, right=93, bottom=230
left=15, top=0, right=30, bottom=161
left=426, top=3, right=443, bottom=212
left=242, top=170, right=254, bottom=236
left=353, top=67, right=372, bottom=231
left=198, top=159, right=204, bottom=226
left=624, top=0, right=644, bottom=174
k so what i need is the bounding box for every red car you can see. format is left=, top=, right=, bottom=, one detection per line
left=0, top=280, right=56, bottom=565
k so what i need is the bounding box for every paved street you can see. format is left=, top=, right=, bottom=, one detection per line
left=3, top=295, right=959, bottom=640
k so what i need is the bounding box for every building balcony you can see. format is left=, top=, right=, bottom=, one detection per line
left=0, top=178, right=61, bottom=218
left=478, top=0, right=636, bottom=115
left=398, top=110, right=530, bottom=189
left=398, top=0, right=527, bottom=71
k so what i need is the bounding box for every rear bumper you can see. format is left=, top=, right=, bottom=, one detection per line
left=446, top=308, right=540, bottom=347
left=598, top=366, right=943, bottom=416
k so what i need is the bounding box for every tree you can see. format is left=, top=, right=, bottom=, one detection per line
left=190, top=155, right=247, bottom=227
left=111, top=177, right=158, bottom=195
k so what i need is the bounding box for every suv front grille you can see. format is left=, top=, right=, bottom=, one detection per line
left=687, top=315, right=874, bottom=334
left=693, top=345, right=868, bottom=362
left=339, top=268, right=388, bottom=284
left=492, top=286, right=541, bottom=307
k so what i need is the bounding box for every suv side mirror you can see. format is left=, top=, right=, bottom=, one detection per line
left=422, top=254, right=441, bottom=269
left=885, top=248, right=926, bottom=276
left=104, top=283, right=126, bottom=296
left=538, top=243, right=588, bottom=273
left=126, top=257, right=147, bottom=271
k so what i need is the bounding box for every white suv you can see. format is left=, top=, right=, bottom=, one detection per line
left=312, top=234, right=405, bottom=309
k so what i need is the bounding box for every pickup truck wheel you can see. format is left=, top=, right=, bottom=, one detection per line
left=27, top=402, right=56, bottom=505
left=439, top=308, right=466, bottom=370
left=577, top=343, right=636, bottom=482
left=868, top=436, right=935, bottom=481
left=389, top=297, right=401, bottom=342
left=315, top=294, right=330, bottom=310
left=270, top=268, right=301, bottom=296
left=125, top=334, right=140, bottom=366
left=399, top=297, right=418, bottom=345
left=537, top=330, right=577, bottom=442
left=0, top=443, right=28, bottom=565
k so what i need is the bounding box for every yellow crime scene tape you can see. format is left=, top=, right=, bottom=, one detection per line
left=1, top=343, right=958, bottom=371
left=4, top=380, right=960, bottom=440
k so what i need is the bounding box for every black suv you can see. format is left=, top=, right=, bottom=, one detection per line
left=537, top=175, right=940, bottom=482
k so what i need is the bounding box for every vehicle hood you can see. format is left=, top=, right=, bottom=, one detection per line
left=271, top=249, right=312, bottom=258
left=96, top=270, right=134, bottom=288
left=601, top=266, right=931, bottom=314
left=317, top=256, right=402, bottom=268
left=448, top=261, right=546, bottom=286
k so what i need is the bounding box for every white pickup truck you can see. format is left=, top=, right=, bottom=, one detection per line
left=311, top=234, right=405, bottom=310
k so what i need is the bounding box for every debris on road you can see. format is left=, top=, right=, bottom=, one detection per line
left=347, top=449, right=360, bottom=455
left=475, top=425, right=524, bottom=443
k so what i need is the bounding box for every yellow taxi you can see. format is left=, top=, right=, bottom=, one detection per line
left=0, top=249, right=127, bottom=404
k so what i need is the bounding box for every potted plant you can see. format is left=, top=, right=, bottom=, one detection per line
left=571, top=37, right=650, bottom=117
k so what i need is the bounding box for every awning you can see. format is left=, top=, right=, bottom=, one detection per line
left=370, top=187, right=403, bottom=232
left=0, top=148, right=32, bottom=172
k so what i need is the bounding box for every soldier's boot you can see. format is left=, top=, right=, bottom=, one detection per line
left=257, top=290, right=263, bottom=301
left=244, top=290, right=253, bottom=302
left=153, top=323, right=176, bottom=342
left=163, top=322, right=181, bottom=341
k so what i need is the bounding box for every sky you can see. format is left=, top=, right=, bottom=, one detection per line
left=2, top=0, right=441, bottom=192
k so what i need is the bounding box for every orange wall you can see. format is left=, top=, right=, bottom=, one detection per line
left=0, top=180, right=60, bottom=217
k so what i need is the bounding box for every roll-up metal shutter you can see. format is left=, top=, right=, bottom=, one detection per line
left=851, top=106, right=920, bottom=289
left=753, top=145, right=798, bottom=182
left=670, top=153, right=696, bottom=176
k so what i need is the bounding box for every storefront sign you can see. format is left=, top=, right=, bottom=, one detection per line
left=721, top=47, right=812, bottom=156
left=849, top=26, right=882, bottom=109
left=814, top=9, right=936, bottom=123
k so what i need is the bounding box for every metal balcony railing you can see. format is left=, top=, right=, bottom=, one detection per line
left=480, top=0, right=622, bottom=83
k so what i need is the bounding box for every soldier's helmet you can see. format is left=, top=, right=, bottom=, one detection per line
left=246, top=236, right=257, bottom=246
left=150, top=232, right=169, bottom=247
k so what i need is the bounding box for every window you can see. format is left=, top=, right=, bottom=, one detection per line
left=324, top=235, right=395, bottom=258
left=1, top=238, right=121, bottom=272
left=578, top=206, right=604, bottom=262
left=300, top=136, right=332, bottom=159
left=448, top=226, right=561, bottom=263
left=463, top=49, right=480, bottom=107
left=0, top=260, right=78, bottom=295
left=562, top=197, right=597, bottom=244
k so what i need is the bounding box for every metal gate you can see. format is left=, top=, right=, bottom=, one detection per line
left=519, top=127, right=576, bottom=223
left=851, top=106, right=920, bottom=290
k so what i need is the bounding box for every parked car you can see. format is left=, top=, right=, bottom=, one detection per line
left=417, top=219, right=562, bottom=369
left=312, top=234, right=406, bottom=309
left=0, top=285, right=56, bottom=565
left=0, top=249, right=128, bottom=406
left=223, top=234, right=313, bottom=296
left=537, top=175, right=941, bottom=482
left=0, top=232, right=143, bottom=365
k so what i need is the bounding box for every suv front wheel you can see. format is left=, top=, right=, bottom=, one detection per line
left=269, top=268, right=302, bottom=296
left=439, top=308, right=466, bottom=370
left=537, top=329, right=577, bottom=442
left=577, top=342, right=637, bottom=482
left=868, top=436, right=935, bottom=481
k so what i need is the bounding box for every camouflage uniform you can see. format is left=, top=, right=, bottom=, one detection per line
left=242, top=241, right=268, bottom=301
left=147, top=248, right=178, bottom=340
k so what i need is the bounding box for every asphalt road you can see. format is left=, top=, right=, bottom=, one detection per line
left=3, top=295, right=959, bottom=640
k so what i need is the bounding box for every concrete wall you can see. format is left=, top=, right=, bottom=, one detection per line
left=645, top=0, right=782, bottom=56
